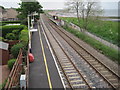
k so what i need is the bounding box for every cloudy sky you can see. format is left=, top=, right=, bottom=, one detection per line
left=0, top=0, right=119, bottom=10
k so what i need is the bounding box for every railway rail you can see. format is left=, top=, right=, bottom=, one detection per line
left=40, top=16, right=94, bottom=89
left=40, top=14, right=120, bottom=89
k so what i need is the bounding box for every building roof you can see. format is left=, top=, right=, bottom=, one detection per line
left=0, top=41, right=9, bottom=50
left=0, top=8, right=18, bottom=19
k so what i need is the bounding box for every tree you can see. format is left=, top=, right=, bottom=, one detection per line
left=17, top=0, right=43, bottom=24
left=65, top=0, right=103, bottom=31
left=0, top=6, right=5, bottom=10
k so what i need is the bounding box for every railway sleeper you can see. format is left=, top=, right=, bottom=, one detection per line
left=67, top=72, right=78, bottom=75
left=93, top=64, right=101, bottom=68
left=67, top=74, right=79, bottom=77
left=110, top=79, right=119, bottom=84
left=63, top=63, right=72, bottom=65
left=109, top=78, right=118, bottom=82
left=96, top=67, right=105, bottom=71
left=64, top=68, right=75, bottom=70
left=64, top=66, right=74, bottom=69
left=83, top=56, right=92, bottom=59
left=72, top=81, right=85, bottom=85
left=101, top=71, right=112, bottom=75
left=79, top=53, right=89, bottom=56
left=113, top=83, right=119, bottom=87
left=68, top=76, right=80, bottom=79
left=70, top=79, right=83, bottom=83
left=105, top=75, right=118, bottom=80
left=90, top=61, right=99, bottom=65
left=61, top=60, right=70, bottom=63
left=87, top=59, right=95, bottom=62
left=72, top=83, right=87, bottom=88
left=62, top=65, right=73, bottom=68
left=65, top=70, right=76, bottom=73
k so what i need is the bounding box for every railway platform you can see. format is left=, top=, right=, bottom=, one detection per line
left=29, top=22, right=64, bottom=88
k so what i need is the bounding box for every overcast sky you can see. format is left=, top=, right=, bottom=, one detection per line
left=0, top=0, right=119, bottom=10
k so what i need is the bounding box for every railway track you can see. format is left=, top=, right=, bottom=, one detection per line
left=40, top=14, right=120, bottom=89
left=45, top=16, right=120, bottom=89
left=40, top=16, right=96, bottom=89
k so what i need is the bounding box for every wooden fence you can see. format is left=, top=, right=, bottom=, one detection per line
left=5, top=49, right=23, bottom=89
left=26, top=49, right=30, bottom=88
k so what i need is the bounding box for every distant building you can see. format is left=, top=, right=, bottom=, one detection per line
left=0, top=7, right=18, bottom=21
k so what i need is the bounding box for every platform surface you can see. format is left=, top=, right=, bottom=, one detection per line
left=29, top=23, right=64, bottom=88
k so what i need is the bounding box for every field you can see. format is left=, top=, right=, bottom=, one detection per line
left=60, top=17, right=119, bottom=46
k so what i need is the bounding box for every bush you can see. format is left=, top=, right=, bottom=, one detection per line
left=19, top=29, right=28, bottom=47
left=0, top=37, right=4, bottom=41
left=12, top=30, right=20, bottom=40
left=12, top=30, right=19, bottom=35
left=8, top=59, right=16, bottom=70
left=11, top=43, right=24, bottom=58
left=1, top=25, right=25, bottom=37
left=5, top=33, right=16, bottom=40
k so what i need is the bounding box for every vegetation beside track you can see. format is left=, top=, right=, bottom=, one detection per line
left=60, top=17, right=119, bottom=47
left=62, top=25, right=120, bottom=63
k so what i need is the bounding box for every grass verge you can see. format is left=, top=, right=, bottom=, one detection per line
left=63, top=25, right=120, bottom=63
left=60, top=17, right=119, bottom=46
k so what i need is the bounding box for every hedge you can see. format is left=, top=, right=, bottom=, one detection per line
left=1, top=25, right=25, bottom=37
left=11, top=43, right=24, bottom=58
left=19, top=29, right=29, bottom=47
left=1, top=21, right=21, bottom=23
left=8, top=59, right=16, bottom=70
left=5, top=33, right=16, bottom=40
left=0, top=21, right=21, bottom=26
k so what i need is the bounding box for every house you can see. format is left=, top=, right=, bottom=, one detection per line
left=0, top=41, right=9, bottom=65
left=0, top=7, right=18, bottom=21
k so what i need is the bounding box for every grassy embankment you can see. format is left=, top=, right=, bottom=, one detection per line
left=60, top=17, right=119, bottom=47
left=61, top=20, right=119, bottom=63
